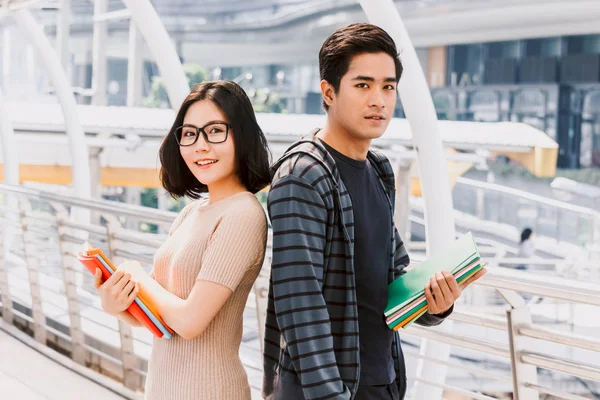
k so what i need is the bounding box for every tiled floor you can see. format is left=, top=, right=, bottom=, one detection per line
left=0, top=329, right=127, bottom=400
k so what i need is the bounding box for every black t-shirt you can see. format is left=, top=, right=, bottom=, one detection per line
left=321, top=140, right=396, bottom=386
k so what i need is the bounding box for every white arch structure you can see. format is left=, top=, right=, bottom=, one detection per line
left=120, top=0, right=189, bottom=108
left=11, top=9, right=92, bottom=199
left=1, top=0, right=190, bottom=202
left=359, top=1, right=455, bottom=398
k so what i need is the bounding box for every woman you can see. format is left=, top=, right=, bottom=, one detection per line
left=517, top=227, right=535, bottom=270
left=93, top=81, right=271, bottom=399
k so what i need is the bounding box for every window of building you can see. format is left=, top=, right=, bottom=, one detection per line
left=488, top=40, right=521, bottom=59
left=524, top=38, right=561, bottom=57
left=580, top=90, right=600, bottom=167
left=566, top=35, right=600, bottom=55
left=449, top=44, right=482, bottom=85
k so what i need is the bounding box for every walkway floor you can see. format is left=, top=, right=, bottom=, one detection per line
left=0, top=329, right=126, bottom=400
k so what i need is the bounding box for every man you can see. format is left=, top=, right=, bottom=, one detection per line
left=263, top=23, right=486, bottom=400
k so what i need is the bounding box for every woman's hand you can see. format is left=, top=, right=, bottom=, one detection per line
left=94, top=268, right=139, bottom=316
left=118, top=260, right=151, bottom=285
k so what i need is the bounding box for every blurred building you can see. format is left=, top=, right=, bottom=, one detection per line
left=1, top=0, right=599, bottom=169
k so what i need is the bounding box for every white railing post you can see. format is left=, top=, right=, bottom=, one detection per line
left=476, top=187, right=485, bottom=220
left=91, top=0, right=108, bottom=106
left=507, top=307, right=540, bottom=400
left=19, top=199, right=47, bottom=345
left=394, top=161, right=412, bottom=241
left=104, top=214, right=140, bottom=391
left=0, top=86, right=20, bottom=274
left=53, top=203, right=87, bottom=365
left=0, top=229, right=14, bottom=324
left=254, top=257, right=270, bottom=354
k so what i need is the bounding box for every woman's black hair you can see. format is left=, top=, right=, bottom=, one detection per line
left=159, top=80, right=271, bottom=199
left=520, top=227, right=533, bottom=243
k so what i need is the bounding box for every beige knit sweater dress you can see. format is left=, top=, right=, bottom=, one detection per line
left=145, top=192, right=268, bottom=400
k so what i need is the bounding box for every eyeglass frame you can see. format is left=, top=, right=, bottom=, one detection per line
left=173, top=121, right=232, bottom=146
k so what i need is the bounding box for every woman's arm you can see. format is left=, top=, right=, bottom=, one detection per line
left=124, top=203, right=267, bottom=340
left=135, top=277, right=233, bottom=340
left=115, top=311, right=143, bottom=327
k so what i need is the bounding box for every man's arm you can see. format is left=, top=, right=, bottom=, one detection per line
left=268, top=174, right=351, bottom=400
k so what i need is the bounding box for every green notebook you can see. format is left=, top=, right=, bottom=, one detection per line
left=385, top=232, right=479, bottom=318
left=386, top=260, right=483, bottom=329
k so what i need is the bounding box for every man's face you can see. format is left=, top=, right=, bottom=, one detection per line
left=326, top=52, right=398, bottom=141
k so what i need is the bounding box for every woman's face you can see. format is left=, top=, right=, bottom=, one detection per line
left=178, top=100, right=238, bottom=190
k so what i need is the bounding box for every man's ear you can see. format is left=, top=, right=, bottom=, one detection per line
left=320, top=79, right=335, bottom=109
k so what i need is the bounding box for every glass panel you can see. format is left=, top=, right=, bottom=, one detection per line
left=452, top=184, right=477, bottom=216
left=488, top=40, right=521, bottom=59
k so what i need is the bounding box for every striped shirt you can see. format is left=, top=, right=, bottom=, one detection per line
left=262, top=131, right=449, bottom=400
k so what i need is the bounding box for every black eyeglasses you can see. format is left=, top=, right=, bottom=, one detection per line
left=174, top=122, right=231, bottom=146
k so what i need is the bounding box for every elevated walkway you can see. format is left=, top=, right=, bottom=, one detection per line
left=0, top=183, right=598, bottom=400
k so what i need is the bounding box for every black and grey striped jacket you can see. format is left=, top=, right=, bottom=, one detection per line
left=262, top=131, right=448, bottom=400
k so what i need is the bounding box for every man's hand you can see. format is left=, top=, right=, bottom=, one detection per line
left=424, top=268, right=487, bottom=315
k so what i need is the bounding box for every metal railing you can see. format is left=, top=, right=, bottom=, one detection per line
left=452, top=177, right=600, bottom=249
left=1, top=183, right=599, bottom=400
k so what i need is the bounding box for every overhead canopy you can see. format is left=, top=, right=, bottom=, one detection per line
left=1, top=101, right=559, bottom=187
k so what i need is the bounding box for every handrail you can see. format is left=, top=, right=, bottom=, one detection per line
left=456, top=177, right=600, bottom=219
left=0, top=183, right=177, bottom=224
left=452, top=177, right=600, bottom=249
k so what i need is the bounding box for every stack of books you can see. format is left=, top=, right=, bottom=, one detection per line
left=385, top=232, right=483, bottom=331
left=77, top=243, right=173, bottom=339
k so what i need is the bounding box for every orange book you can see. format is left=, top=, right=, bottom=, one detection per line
left=86, top=247, right=173, bottom=335
left=393, top=305, right=428, bottom=331
left=77, top=244, right=173, bottom=339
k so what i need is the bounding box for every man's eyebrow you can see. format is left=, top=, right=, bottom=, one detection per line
left=352, top=75, right=375, bottom=81
left=351, top=75, right=397, bottom=83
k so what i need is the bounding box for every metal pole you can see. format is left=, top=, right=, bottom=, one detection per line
left=0, top=86, right=20, bottom=275
left=0, top=230, right=14, bottom=324
left=2, top=27, right=11, bottom=93
left=127, top=20, right=144, bottom=107
left=19, top=199, right=47, bottom=345
left=476, top=187, right=485, bottom=219
left=507, top=307, right=540, bottom=400
left=105, top=214, right=140, bottom=391
left=56, top=0, right=71, bottom=77
left=12, top=9, right=92, bottom=203
left=53, top=203, right=87, bottom=365
left=359, top=2, right=456, bottom=398
left=120, top=0, right=189, bottom=109
left=394, top=161, right=412, bottom=241
left=156, top=188, right=169, bottom=234
left=124, top=187, right=141, bottom=230
left=91, top=0, right=107, bottom=106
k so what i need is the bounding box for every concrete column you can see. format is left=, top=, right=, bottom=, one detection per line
left=127, top=21, right=144, bottom=107
left=91, top=0, right=108, bottom=105
left=56, top=0, right=72, bottom=78
left=394, top=161, right=412, bottom=242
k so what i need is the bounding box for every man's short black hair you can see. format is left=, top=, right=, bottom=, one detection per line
left=319, top=23, right=403, bottom=111
left=159, top=81, right=271, bottom=199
